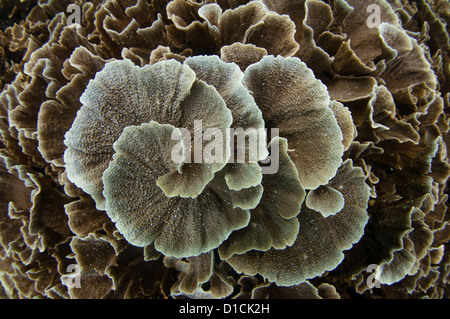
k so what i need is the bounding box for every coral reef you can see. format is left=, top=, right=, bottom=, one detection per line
left=0, top=0, right=449, bottom=299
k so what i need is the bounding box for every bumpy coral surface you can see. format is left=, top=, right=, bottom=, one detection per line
left=0, top=0, right=449, bottom=299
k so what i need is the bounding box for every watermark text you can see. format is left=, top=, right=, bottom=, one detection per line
left=366, top=4, right=381, bottom=28
left=170, top=121, right=280, bottom=174
left=66, top=4, right=81, bottom=26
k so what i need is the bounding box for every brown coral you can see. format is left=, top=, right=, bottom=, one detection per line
left=0, top=0, right=449, bottom=300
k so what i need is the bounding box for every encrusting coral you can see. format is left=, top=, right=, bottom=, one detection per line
left=0, top=0, right=449, bottom=299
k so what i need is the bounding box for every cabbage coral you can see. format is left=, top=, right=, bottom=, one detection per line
left=0, top=0, right=449, bottom=299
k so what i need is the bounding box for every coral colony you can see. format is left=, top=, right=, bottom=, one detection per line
left=0, top=0, right=449, bottom=299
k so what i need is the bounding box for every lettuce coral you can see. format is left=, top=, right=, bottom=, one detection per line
left=0, top=0, right=449, bottom=300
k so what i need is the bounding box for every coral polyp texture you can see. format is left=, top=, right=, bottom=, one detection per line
left=0, top=0, right=449, bottom=299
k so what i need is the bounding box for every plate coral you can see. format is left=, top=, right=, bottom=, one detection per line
left=0, top=0, right=449, bottom=299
